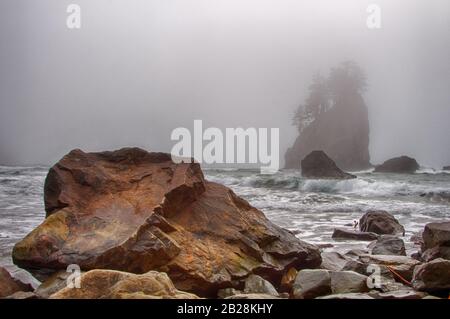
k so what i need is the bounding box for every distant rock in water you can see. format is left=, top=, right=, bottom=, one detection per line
left=12, top=147, right=321, bottom=297
left=443, top=166, right=450, bottom=171
left=301, top=151, right=356, bottom=179
left=374, top=156, right=419, bottom=173
left=359, top=210, right=405, bottom=235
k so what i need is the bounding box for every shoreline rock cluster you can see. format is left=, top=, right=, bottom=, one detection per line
left=1, top=148, right=449, bottom=299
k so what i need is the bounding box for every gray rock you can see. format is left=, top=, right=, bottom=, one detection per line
left=358, top=254, right=421, bottom=282
left=359, top=211, right=405, bottom=235
left=332, top=228, right=378, bottom=241
left=317, top=293, right=374, bottom=299
left=368, top=235, right=406, bottom=256
left=374, top=156, right=419, bottom=173
left=422, top=222, right=450, bottom=250
left=243, top=274, right=278, bottom=297
left=292, top=269, right=331, bottom=299
left=421, top=246, right=450, bottom=262
left=226, top=293, right=280, bottom=299
left=320, top=252, right=351, bottom=271
left=330, top=271, right=369, bottom=294
left=217, top=288, right=240, bottom=299
left=371, top=290, right=426, bottom=299
left=35, top=270, right=74, bottom=299
left=300, top=151, right=356, bottom=179
left=412, top=258, right=450, bottom=292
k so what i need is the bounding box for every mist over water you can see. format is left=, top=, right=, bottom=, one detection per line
left=0, top=0, right=449, bottom=167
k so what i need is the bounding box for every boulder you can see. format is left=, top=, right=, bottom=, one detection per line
left=422, top=222, right=450, bottom=250
left=35, top=270, right=78, bottom=299
left=332, top=228, right=378, bottom=241
left=243, top=274, right=279, bottom=297
left=0, top=267, right=34, bottom=298
left=292, top=269, right=331, bottom=299
left=412, top=258, right=450, bottom=292
left=368, top=235, right=406, bottom=256
left=330, top=271, right=369, bottom=294
left=300, top=151, right=356, bottom=179
left=421, top=246, right=450, bottom=262
left=50, top=269, right=199, bottom=299
left=442, top=166, right=450, bottom=171
left=12, top=148, right=321, bottom=297
left=320, top=252, right=351, bottom=271
left=358, top=254, right=421, bottom=282
left=374, top=156, right=419, bottom=173
left=359, top=211, right=405, bottom=235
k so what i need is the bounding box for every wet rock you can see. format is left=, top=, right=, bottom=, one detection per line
left=35, top=270, right=77, bottom=299
left=412, top=258, right=450, bottom=292
left=422, top=222, right=450, bottom=250
left=368, top=235, right=406, bottom=256
left=50, top=270, right=199, bottom=299
left=12, top=148, right=321, bottom=297
left=4, top=291, right=38, bottom=299
left=442, top=166, right=450, bottom=171
left=280, top=268, right=297, bottom=293
left=421, top=246, right=450, bottom=262
left=374, top=156, right=419, bottom=174
left=243, top=275, right=279, bottom=297
left=330, top=271, right=368, bottom=294
left=332, top=228, right=378, bottom=241
left=300, top=151, right=356, bottom=179
left=292, top=269, right=331, bottom=299
left=217, top=288, right=240, bottom=299
left=320, top=252, right=351, bottom=271
left=359, top=211, right=405, bottom=235
left=225, top=293, right=280, bottom=299
left=0, top=267, right=34, bottom=298
left=371, top=290, right=426, bottom=299
left=358, top=254, right=421, bottom=282
left=317, top=293, right=374, bottom=299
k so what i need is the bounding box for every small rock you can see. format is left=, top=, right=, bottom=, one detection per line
left=300, top=151, right=356, bottom=179
left=317, top=293, right=374, bottom=299
left=0, top=267, right=34, bottom=298
left=368, top=235, right=406, bottom=256
left=280, top=268, right=297, bottom=293
left=412, top=258, right=450, bottom=292
left=50, top=270, right=200, bottom=299
left=374, top=156, right=419, bottom=173
left=330, top=271, right=369, bottom=294
left=371, top=290, right=426, bottom=299
left=332, top=228, right=378, bottom=241
left=225, top=293, right=280, bottom=299
left=359, top=210, right=405, bottom=235
left=422, top=221, right=450, bottom=250
left=35, top=270, right=75, bottom=299
left=421, top=246, right=450, bottom=262
left=243, top=274, right=279, bottom=297
left=4, top=291, right=38, bottom=299
left=292, top=269, right=331, bottom=299
left=320, top=252, right=351, bottom=271
left=217, top=288, right=240, bottom=299
left=358, top=254, right=421, bottom=282
left=443, top=166, right=450, bottom=171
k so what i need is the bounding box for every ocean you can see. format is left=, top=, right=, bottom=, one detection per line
left=1, top=165, right=449, bottom=277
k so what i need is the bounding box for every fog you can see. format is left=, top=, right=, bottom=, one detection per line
left=1, top=0, right=449, bottom=168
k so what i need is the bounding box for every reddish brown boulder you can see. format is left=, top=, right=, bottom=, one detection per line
left=12, top=148, right=321, bottom=297
left=0, top=267, right=34, bottom=298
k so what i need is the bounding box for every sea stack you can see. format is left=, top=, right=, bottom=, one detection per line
left=301, top=151, right=356, bottom=179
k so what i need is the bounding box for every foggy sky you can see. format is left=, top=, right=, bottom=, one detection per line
left=1, top=0, right=449, bottom=168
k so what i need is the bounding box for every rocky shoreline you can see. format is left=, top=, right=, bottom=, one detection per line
left=1, top=148, right=449, bottom=299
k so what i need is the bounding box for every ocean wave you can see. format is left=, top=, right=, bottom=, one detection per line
left=416, top=168, right=450, bottom=175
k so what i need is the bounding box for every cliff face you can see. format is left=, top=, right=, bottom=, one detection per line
left=285, top=93, right=370, bottom=170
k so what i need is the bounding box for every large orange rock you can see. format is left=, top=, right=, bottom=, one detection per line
left=13, top=148, right=320, bottom=296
